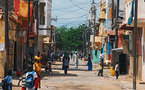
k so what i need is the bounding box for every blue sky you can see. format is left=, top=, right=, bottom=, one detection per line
left=51, top=0, right=101, bottom=28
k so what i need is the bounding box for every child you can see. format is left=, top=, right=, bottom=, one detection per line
left=2, top=70, right=12, bottom=90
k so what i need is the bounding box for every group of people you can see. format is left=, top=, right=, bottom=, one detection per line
left=1, top=50, right=120, bottom=90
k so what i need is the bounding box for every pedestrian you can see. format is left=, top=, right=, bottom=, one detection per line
left=34, top=52, right=42, bottom=76
left=73, top=52, right=79, bottom=68
left=50, top=51, right=54, bottom=62
left=25, top=68, right=37, bottom=90
left=62, top=52, right=70, bottom=74
left=99, top=49, right=104, bottom=76
left=87, top=54, right=92, bottom=71
left=70, top=52, right=73, bottom=59
left=115, top=62, right=119, bottom=79
left=98, top=61, right=103, bottom=76
left=2, top=70, right=12, bottom=90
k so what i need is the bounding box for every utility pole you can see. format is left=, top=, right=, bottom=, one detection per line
left=34, top=0, right=39, bottom=56
left=92, top=0, right=96, bottom=45
left=112, top=0, right=114, bottom=30
left=26, top=0, right=30, bottom=68
left=90, top=0, right=96, bottom=51
left=115, top=0, right=119, bottom=48
left=133, top=0, right=138, bottom=89
left=5, top=0, right=9, bottom=76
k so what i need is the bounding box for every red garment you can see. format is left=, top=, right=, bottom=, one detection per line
left=35, top=76, right=40, bottom=88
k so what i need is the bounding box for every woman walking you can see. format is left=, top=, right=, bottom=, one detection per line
left=87, top=54, right=92, bottom=71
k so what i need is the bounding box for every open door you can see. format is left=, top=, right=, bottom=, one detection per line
left=119, top=53, right=127, bottom=74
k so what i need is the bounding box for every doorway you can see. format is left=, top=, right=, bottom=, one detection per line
left=119, top=53, right=127, bottom=74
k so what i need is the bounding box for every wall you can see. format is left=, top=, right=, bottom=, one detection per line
left=143, top=27, right=145, bottom=81
left=0, top=19, right=5, bottom=77
left=38, top=36, right=44, bottom=52
left=39, top=0, right=52, bottom=36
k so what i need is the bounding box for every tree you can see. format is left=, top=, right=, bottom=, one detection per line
left=56, top=24, right=87, bottom=51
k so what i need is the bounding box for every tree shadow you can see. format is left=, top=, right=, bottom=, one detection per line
left=40, top=70, right=78, bottom=79
left=53, top=67, right=88, bottom=71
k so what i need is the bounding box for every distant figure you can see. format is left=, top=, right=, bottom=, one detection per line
left=62, top=52, right=70, bottom=74
left=74, top=52, right=79, bottom=68
left=99, top=49, right=104, bottom=76
left=115, top=62, right=119, bottom=79
left=2, top=70, right=12, bottom=90
left=98, top=61, right=103, bottom=76
left=25, top=68, right=37, bottom=90
left=70, top=52, right=73, bottom=59
left=87, top=54, right=92, bottom=71
left=50, top=51, right=54, bottom=62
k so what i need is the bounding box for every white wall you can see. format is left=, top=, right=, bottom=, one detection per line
left=39, top=0, right=52, bottom=36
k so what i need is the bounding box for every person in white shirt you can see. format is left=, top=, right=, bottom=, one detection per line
left=73, top=52, right=79, bottom=68
left=99, top=49, right=104, bottom=76
left=115, top=62, right=119, bottom=79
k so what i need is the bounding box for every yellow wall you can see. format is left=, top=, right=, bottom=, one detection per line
left=0, top=20, right=5, bottom=43
left=0, top=20, right=5, bottom=77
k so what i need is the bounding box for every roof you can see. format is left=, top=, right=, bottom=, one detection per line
left=112, top=47, right=123, bottom=52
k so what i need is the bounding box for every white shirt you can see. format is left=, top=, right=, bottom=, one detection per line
left=99, top=53, right=104, bottom=60
left=115, top=64, right=119, bottom=71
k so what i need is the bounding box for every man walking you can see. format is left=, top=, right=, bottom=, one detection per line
left=98, top=49, right=104, bottom=76
left=73, top=52, right=79, bottom=68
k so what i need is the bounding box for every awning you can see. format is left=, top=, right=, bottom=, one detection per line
left=112, top=47, right=123, bottom=52
left=43, top=37, right=54, bottom=44
left=119, top=23, right=134, bottom=30
left=15, top=0, right=33, bottom=18
left=94, top=36, right=102, bottom=49
left=108, top=30, right=124, bottom=35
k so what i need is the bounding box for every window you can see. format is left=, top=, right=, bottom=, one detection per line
left=39, top=3, right=46, bottom=25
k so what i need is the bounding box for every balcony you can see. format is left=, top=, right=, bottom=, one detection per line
left=39, top=0, right=52, bottom=36
left=125, top=0, right=145, bottom=27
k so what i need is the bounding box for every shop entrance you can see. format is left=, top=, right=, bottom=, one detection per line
left=119, top=53, right=127, bottom=74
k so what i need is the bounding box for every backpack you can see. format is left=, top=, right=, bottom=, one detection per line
left=2, top=79, right=8, bottom=90
left=26, top=71, right=35, bottom=88
left=64, top=58, right=69, bottom=66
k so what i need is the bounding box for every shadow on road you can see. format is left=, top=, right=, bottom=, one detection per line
left=41, top=71, right=78, bottom=79
left=53, top=63, right=87, bottom=66
left=53, top=67, right=88, bottom=71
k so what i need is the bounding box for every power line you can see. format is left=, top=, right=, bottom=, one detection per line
left=48, top=1, right=90, bottom=11
left=64, top=14, right=88, bottom=26
left=69, top=0, right=89, bottom=11
left=58, top=15, right=89, bottom=20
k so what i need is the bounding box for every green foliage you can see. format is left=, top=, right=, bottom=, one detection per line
left=56, top=25, right=86, bottom=51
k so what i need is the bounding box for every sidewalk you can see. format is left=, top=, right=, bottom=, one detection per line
left=93, top=63, right=145, bottom=90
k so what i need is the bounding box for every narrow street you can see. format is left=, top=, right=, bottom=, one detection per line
left=40, top=60, right=123, bottom=90
left=1, top=59, right=145, bottom=90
